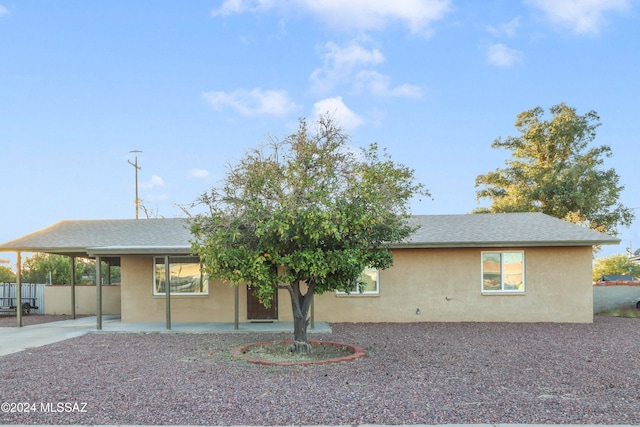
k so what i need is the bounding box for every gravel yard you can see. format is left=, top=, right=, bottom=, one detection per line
left=0, top=314, right=87, bottom=327
left=1, top=316, right=639, bottom=425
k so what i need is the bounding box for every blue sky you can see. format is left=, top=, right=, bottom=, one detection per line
left=1, top=0, right=639, bottom=268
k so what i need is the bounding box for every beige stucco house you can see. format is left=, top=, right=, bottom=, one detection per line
left=0, top=212, right=619, bottom=326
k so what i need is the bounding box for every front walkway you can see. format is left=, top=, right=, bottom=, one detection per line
left=0, top=315, right=332, bottom=357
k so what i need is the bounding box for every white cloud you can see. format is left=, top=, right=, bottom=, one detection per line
left=301, top=0, right=451, bottom=35
left=355, top=70, right=423, bottom=98
left=211, top=0, right=452, bottom=36
left=189, top=169, right=210, bottom=179
left=309, top=40, right=422, bottom=98
left=211, top=0, right=276, bottom=17
left=140, top=175, right=165, bottom=190
left=0, top=5, right=9, bottom=17
left=526, top=0, right=629, bottom=34
left=310, top=40, right=385, bottom=93
left=487, top=17, right=521, bottom=37
left=487, top=44, right=523, bottom=67
left=312, top=97, right=363, bottom=132
left=202, top=88, right=299, bottom=116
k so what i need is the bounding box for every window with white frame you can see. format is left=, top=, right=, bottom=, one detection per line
left=154, top=256, right=208, bottom=296
left=482, top=251, right=524, bottom=293
left=337, top=266, right=379, bottom=295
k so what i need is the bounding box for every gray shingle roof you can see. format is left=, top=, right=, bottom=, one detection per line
left=0, top=218, right=193, bottom=256
left=403, top=212, right=620, bottom=248
left=0, top=212, right=619, bottom=257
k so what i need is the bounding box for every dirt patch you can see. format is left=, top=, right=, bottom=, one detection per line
left=232, top=340, right=365, bottom=365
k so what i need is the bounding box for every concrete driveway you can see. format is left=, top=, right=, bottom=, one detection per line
left=0, top=316, right=111, bottom=357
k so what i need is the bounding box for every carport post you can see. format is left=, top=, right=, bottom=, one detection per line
left=16, top=252, right=22, bottom=327
left=96, top=256, right=102, bottom=330
left=165, top=256, right=171, bottom=330
left=70, top=257, right=76, bottom=320
left=234, top=285, right=239, bottom=330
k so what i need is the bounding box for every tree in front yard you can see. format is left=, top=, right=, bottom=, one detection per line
left=190, top=116, right=427, bottom=353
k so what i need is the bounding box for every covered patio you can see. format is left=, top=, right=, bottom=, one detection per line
left=0, top=218, right=207, bottom=329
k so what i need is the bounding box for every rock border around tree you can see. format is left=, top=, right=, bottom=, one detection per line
left=231, top=340, right=366, bottom=366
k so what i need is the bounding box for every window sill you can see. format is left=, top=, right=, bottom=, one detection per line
left=335, top=293, right=380, bottom=297
left=481, top=291, right=526, bottom=296
left=153, top=294, right=209, bottom=298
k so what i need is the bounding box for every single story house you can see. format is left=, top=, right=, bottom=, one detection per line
left=0, top=212, right=619, bottom=327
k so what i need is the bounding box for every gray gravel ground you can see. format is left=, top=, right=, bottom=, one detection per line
left=1, top=316, right=639, bottom=425
left=0, top=314, right=87, bottom=327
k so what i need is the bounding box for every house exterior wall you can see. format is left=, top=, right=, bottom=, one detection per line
left=44, top=284, right=121, bottom=315
left=121, top=255, right=240, bottom=322
left=118, top=246, right=594, bottom=324
left=314, top=246, right=593, bottom=323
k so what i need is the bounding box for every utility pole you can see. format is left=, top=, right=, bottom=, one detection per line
left=128, top=150, right=142, bottom=219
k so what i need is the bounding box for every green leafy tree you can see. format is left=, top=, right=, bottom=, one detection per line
left=0, top=265, right=16, bottom=283
left=592, top=254, right=640, bottom=282
left=20, top=253, right=120, bottom=284
left=474, top=103, right=634, bottom=235
left=79, top=258, right=121, bottom=284
left=190, top=116, right=427, bottom=353
left=22, top=253, right=74, bottom=284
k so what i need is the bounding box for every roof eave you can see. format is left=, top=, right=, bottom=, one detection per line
left=392, top=239, right=620, bottom=249
left=0, top=246, right=90, bottom=256
left=86, top=246, right=192, bottom=256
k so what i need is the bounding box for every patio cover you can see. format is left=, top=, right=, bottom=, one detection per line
left=0, top=218, right=193, bottom=329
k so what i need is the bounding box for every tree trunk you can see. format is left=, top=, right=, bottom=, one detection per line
left=287, top=279, right=315, bottom=354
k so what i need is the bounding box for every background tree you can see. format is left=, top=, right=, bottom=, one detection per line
left=0, top=265, right=15, bottom=283
left=190, top=116, right=427, bottom=353
left=592, top=254, right=640, bottom=282
left=22, top=253, right=75, bottom=284
left=21, top=253, right=120, bottom=284
left=474, top=103, right=634, bottom=235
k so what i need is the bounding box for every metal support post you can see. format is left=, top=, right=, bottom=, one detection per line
left=70, top=257, right=76, bottom=319
left=16, top=252, right=22, bottom=327
left=96, top=256, right=102, bottom=330
left=165, top=256, right=171, bottom=330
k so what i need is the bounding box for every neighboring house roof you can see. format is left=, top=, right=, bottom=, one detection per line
left=598, top=275, right=638, bottom=282
left=0, top=212, right=620, bottom=258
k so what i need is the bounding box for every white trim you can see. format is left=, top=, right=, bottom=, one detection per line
left=481, top=250, right=525, bottom=294
left=153, top=256, right=209, bottom=296
left=336, top=267, right=380, bottom=296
